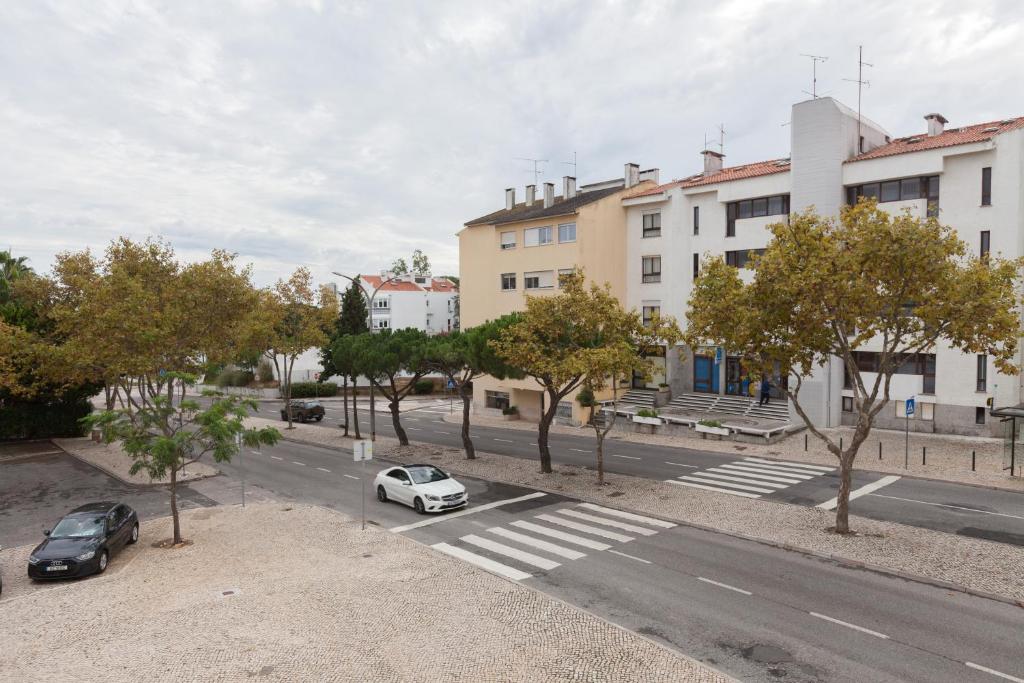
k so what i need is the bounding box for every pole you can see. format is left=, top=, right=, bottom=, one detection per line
left=922, top=446, right=926, bottom=466
left=878, top=441, right=882, bottom=460
left=361, top=452, right=366, bottom=531
left=904, top=413, right=909, bottom=469
left=238, top=433, right=245, bottom=508
left=972, top=450, right=976, bottom=471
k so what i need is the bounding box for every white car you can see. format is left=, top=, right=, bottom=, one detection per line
left=374, top=464, right=468, bottom=514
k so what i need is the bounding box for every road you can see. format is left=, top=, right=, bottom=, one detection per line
left=236, top=396, right=1024, bottom=547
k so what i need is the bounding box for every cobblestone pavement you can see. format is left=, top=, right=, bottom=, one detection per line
left=0, top=504, right=730, bottom=682
left=54, top=437, right=219, bottom=486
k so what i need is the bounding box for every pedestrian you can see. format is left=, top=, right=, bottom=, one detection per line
left=759, top=377, right=771, bottom=406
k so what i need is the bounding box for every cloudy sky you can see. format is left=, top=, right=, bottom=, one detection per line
left=2, top=0, right=1022, bottom=287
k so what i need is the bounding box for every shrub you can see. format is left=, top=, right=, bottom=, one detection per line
left=502, top=405, right=518, bottom=415
left=215, top=369, right=254, bottom=387
left=577, top=387, right=596, bottom=407
left=636, top=408, right=659, bottom=418
left=257, top=359, right=275, bottom=383
left=413, top=379, right=435, bottom=395
left=290, top=382, right=338, bottom=398
left=0, top=398, right=92, bottom=439
left=658, top=382, right=670, bottom=388
left=698, top=419, right=723, bottom=428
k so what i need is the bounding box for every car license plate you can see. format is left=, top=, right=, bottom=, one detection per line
left=46, top=565, right=68, bottom=571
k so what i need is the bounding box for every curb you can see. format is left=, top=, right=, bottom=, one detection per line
left=53, top=440, right=219, bottom=489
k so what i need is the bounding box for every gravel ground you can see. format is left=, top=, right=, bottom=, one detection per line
left=54, top=437, right=219, bottom=485
left=0, top=504, right=729, bottom=682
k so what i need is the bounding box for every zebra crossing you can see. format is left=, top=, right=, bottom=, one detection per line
left=666, top=456, right=833, bottom=498
left=430, top=503, right=675, bottom=580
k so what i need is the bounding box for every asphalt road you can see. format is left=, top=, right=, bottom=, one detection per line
left=242, top=396, right=1024, bottom=547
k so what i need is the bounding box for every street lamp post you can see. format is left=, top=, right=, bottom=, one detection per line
left=331, top=271, right=403, bottom=442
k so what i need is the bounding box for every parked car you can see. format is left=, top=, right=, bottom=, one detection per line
left=27, top=502, right=139, bottom=580
left=280, top=400, right=325, bottom=423
left=374, top=464, right=468, bottom=514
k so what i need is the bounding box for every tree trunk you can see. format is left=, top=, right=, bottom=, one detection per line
left=342, top=376, right=349, bottom=436
left=351, top=376, right=361, bottom=439
left=284, top=355, right=294, bottom=430
left=170, top=466, right=181, bottom=544
left=460, top=384, right=475, bottom=459
left=390, top=399, right=408, bottom=445
left=537, top=400, right=556, bottom=474
left=834, top=455, right=853, bottom=533
left=595, top=432, right=605, bottom=485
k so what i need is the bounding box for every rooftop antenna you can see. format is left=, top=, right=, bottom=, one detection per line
left=799, top=53, right=828, bottom=98
left=717, top=123, right=726, bottom=155
left=516, top=157, right=548, bottom=187
left=560, top=151, right=577, bottom=178
left=842, top=45, right=872, bottom=153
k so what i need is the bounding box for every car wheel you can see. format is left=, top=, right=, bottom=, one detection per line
left=128, top=523, right=139, bottom=545
left=413, top=497, right=426, bottom=514
left=315, top=415, right=323, bottom=422
left=96, top=550, right=109, bottom=574
left=377, top=485, right=388, bottom=503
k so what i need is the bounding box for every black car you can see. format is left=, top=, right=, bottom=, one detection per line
left=27, top=502, right=139, bottom=580
left=281, top=400, right=325, bottom=423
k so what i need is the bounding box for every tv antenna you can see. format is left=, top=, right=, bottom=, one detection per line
left=800, top=53, right=828, bottom=98
left=842, top=45, right=872, bottom=152
left=717, top=123, right=725, bottom=155
left=516, top=157, right=548, bottom=186
left=561, top=151, right=577, bottom=178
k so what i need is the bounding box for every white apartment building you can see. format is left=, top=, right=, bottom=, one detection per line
left=356, top=273, right=459, bottom=335
left=622, top=97, right=1024, bottom=436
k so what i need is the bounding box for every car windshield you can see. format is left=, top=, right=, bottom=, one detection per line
left=407, top=466, right=449, bottom=484
left=51, top=515, right=105, bottom=538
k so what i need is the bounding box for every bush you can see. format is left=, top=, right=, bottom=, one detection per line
left=502, top=405, right=519, bottom=415
left=698, top=418, right=723, bottom=428
left=215, top=369, right=254, bottom=388
left=636, top=408, right=659, bottom=418
left=413, top=379, right=434, bottom=395
left=257, top=359, right=275, bottom=383
left=577, top=387, right=596, bottom=407
left=290, top=382, right=338, bottom=398
left=0, top=398, right=92, bottom=439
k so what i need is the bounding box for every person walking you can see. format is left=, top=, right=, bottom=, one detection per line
left=759, top=376, right=771, bottom=406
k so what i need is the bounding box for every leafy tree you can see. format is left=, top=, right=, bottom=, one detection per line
left=411, top=249, right=431, bottom=275
left=321, top=278, right=369, bottom=436
left=442, top=275, right=460, bottom=287
left=390, top=258, right=409, bottom=275
left=352, top=328, right=430, bottom=445
left=85, top=375, right=280, bottom=544
left=685, top=200, right=1023, bottom=533
left=0, top=250, right=33, bottom=302
left=427, top=319, right=523, bottom=458
left=331, top=333, right=365, bottom=438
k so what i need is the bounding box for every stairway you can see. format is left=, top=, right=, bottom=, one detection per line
left=667, top=392, right=790, bottom=422
left=619, top=390, right=656, bottom=408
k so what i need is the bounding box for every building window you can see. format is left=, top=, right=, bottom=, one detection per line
left=642, top=256, right=661, bottom=283
left=524, top=226, right=553, bottom=247
left=374, top=319, right=390, bottom=330
left=642, top=305, right=660, bottom=327
left=846, top=175, right=940, bottom=215
left=981, top=167, right=992, bottom=206
left=557, top=268, right=575, bottom=286
left=374, top=299, right=389, bottom=309
left=414, top=276, right=426, bottom=284
left=500, top=231, right=516, bottom=250
left=642, top=213, right=661, bottom=238
left=693, top=206, right=699, bottom=235
left=842, top=396, right=853, bottom=412
left=976, top=407, right=986, bottom=425
left=980, top=230, right=990, bottom=258
left=558, top=222, right=576, bottom=243
left=725, top=248, right=766, bottom=269
left=693, top=253, right=699, bottom=280
left=556, top=401, right=573, bottom=419
left=726, top=195, right=789, bottom=237
left=485, top=390, right=510, bottom=410
left=849, top=351, right=936, bottom=393
left=977, top=354, right=987, bottom=392
left=920, top=402, right=934, bottom=421
left=524, top=270, right=554, bottom=290
left=500, top=273, right=516, bottom=291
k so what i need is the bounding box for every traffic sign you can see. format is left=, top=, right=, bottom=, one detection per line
left=714, top=347, right=723, bottom=365
left=905, top=397, right=915, bottom=417
left=353, top=440, right=373, bottom=462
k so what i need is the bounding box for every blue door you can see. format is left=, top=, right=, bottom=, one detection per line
left=694, top=355, right=719, bottom=394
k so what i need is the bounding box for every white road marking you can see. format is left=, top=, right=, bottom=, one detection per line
left=666, top=461, right=698, bottom=468
left=407, top=427, right=422, bottom=431
left=291, top=461, right=306, bottom=466
left=966, top=662, right=1024, bottom=682
left=698, top=577, right=752, bottom=595
left=461, top=534, right=561, bottom=570
left=343, top=474, right=359, bottom=480
left=868, top=494, right=1024, bottom=520
left=433, top=431, right=452, bottom=435
left=249, top=450, right=262, bottom=455
left=494, top=438, right=514, bottom=443
left=713, top=464, right=807, bottom=483
left=509, top=521, right=611, bottom=550
left=389, top=492, right=547, bottom=533
left=611, top=454, right=640, bottom=460
left=816, top=475, right=902, bottom=511
left=529, top=443, right=537, bottom=446
left=578, top=503, right=676, bottom=528
left=665, top=479, right=761, bottom=498
left=744, top=457, right=833, bottom=472
left=570, top=448, right=591, bottom=453
left=678, top=475, right=776, bottom=494
left=270, top=456, right=283, bottom=461
left=809, top=612, right=889, bottom=639
left=719, top=462, right=814, bottom=479
left=608, top=549, right=651, bottom=564
left=486, top=527, right=586, bottom=560
left=687, top=471, right=785, bottom=490
left=316, top=467, right=331, bottom=473
left=535, top=514, right=634, bottom=542
left=556, top=509, right=658, bottom=536
left=431, top=542, right=532, bottom=581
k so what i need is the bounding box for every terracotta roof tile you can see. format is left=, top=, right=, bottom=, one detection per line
left=628, top=158, right=791, bottom=197
left=848, top=116, right=1024, bottom=162
left=359, top=275, right=422, bottom=292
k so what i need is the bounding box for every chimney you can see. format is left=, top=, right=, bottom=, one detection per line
left=505, top=187, right=515, bottom=211
left=701, top=150, right=724, bottom=175
left=525, top=184, right=536, bottom=206
left=924, top=113, right=948, bottom=137
left=563, top=176, right=577, bottom=200
left=543, top=182, right=554, bottom=208
left=638, top=168, right=660, bottom=185
left=624, top=162, right=640, bottom=188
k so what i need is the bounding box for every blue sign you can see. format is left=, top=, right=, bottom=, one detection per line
left=714, top=347, right=723, bottom=365
left=446, top=379, right=455, bottom=389
left=905, top=397, right=915, bottom=417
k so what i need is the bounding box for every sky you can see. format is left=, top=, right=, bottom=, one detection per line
left=2, top=0, right=1023, bottom=288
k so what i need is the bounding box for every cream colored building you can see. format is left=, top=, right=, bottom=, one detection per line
left=459, top=164, right=656, bottom=423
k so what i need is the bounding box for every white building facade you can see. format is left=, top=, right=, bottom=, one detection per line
left=623, top=97, right=1024, bottom=436
left=357, top=273, right=459, bottom=335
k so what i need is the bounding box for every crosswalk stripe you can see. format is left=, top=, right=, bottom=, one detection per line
left=577, top=503, right=676, bottom=528
left=679, top=475, right=776, bottom=494
left=720, top=463, right=814, bottom=479
left=510, top=521, right=611, bottom=550
left=556, top=509, right=658, bottom=536
left=710, top=466, right=806, bottom=484
left=432, top=542, right=532, bottom=580
left=461, top=534, right=561, bottom=570
left=535, top=514, right=635, bottom=542
left=744, top=457, right=833, bottom=472
left=487, top=527, right=587, bottom=560
left=665, top=479, right=761, bottom=498
left=692, top=471, right=788, bottom=488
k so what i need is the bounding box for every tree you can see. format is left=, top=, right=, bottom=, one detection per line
left=390, top=258, right=409, bottom=275
left=352, top=328, right=430, bottom=445
left=492, top=272, right=681, bottom=474
left=264, top=268, right=338, bottom=429
left=331, top=333, right=364, bottom=438
left=321, top=278, right=369, bottom=436
left=411, top=249, right=431, bottom=275
left=427, top=319, right=523, bottom=459
left=685, top=200, right=1023, bottom=533
left=85, top=376, right=280, bottom=544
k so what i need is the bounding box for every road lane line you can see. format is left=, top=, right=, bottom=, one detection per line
left=249, top=450, right=262, bottom=455
left=868, top=494, right=1024, bottom=520
left=535, top=514, right=634, bottom=542
left=556, top=509, right=658, bottom=536
left=271, top=456, right=283, bottom=461
left=529, top=443, right=537, bottom=446
left=578, top=503, right=676, bottom=528
left=407, top=427, right=422, bottom=431
left=698, top=577, right=752, bottom=595
left=666, top=461, right=697, bottom=468
left=509, top=521, right=611, bottom=550
left=570, top=448, right=591, bottom=453
left=494, top=438, right=514, bottom=443
left=608, top=549, right=651, bottom=564
left=291, top=461, right=306, bottom=466
left=433, top=430, right=452, bottom=435
left=316, top=467, right=331, bottom=473
left=431, top=543, right=532, bottom=581
left=343, top=474, right=359, bottom=480
left=389, top=492, right=547, bottom=533
left=486, top=527, right=586, bottom=560
left=611, top=454, right=640, bottom=460
left=461, top=534, right=561, bottom=570
left=966, top=662, right=1024, bottom=682
left=809, top=612, right=889, bottom=639
left=665, top=479, right=761, bottom=498
left=816, top=475, right=902, bottom=510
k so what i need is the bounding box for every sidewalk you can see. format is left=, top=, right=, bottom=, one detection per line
left=54, top=438, right=218, bottom=486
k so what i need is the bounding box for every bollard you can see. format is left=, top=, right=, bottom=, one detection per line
left=804, top=434, right=808, bottom=451
left=922, top=446, right=927, bottom=466
left=879, top=441, right=882, bottom=460
left=840, top=437, right=843, bottom=452
left=972, top=450, right=976, bottom=472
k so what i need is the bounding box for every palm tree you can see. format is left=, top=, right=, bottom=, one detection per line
left=0, top=251, right=32, bottom=302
